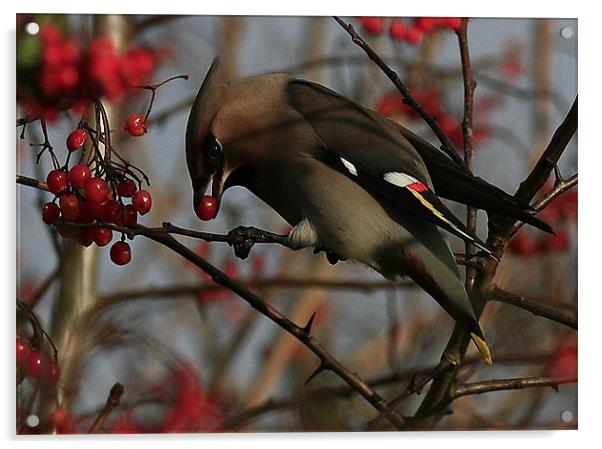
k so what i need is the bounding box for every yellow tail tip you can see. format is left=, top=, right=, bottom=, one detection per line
left=470, top=332, right=493, bottom=365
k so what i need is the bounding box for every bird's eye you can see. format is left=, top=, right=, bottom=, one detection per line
left=205, top=136, right=223, bottom=160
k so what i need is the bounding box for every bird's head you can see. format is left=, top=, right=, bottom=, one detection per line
left=186, top=58, right=291, bottom=219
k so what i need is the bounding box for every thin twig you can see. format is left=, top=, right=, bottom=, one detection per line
left=457, top=19, right=478, bottom=292
left=368, top=358, right=453, bottom=429
left=508, top=173, right=578, bottom=238
left=488, top=287, right=577, bottom=329
left=88, top=383, right=124, bottom=433
left=16, top=175, right=49, bottom=192
left=453, top=375, right=576, bottom=398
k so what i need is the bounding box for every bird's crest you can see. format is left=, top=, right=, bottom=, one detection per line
left=186, top=57, right=226, bottom=180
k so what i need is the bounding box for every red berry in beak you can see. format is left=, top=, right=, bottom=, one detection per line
left=196, top=195, right=218, bottom=220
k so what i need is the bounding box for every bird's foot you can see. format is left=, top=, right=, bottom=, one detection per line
left=227, top=226, right=289, bottom=259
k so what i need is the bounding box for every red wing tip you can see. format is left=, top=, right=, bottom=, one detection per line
left=407, top=181, right=428, bottom=192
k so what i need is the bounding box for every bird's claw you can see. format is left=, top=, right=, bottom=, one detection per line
left=227, top=226, right=265, bottom=260
left=226, top=226, right=288, bottom=260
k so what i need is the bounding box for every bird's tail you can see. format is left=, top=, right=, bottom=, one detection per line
left=390, top=214, right=494, bottom=365
left=469, top=325, right=493, bottom=365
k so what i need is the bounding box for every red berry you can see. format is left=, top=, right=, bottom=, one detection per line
left=75, top=231, right=94, bottom=247
left=123, top=204, right=138, bottom=226
left=50, top=407, right=75, bottom=434
left=389, top=20, right=407, bottom=40
left=251, top=255, right=266, bottom=275
left=507, top=232, right=537, bottom=256
left=223, top=260, right=238, bottom=278
left=59, top=194, right=80, bottom=221
left=85, top=177, right=109, bottom=203
left=196, top=195, right=218, bottom=220
left=110, top=241, right=132, bottom=265
left=359, top=17, right=385, bottom=35
left=91, top=227, right=113, bottom=247
left=42, top=202, right=61, bottom=224
left=57, top=224, right=78, bottom=240
left=404, top=27, right=424, bottom=45
left=414, top=17, right=438, bottom=32
left=46, top=170, right=68, bottom=195
left=47, top=361, right=61, bottom=385
left=84, top=199, right=107, bottom=220
left=442, top=17, right=463, bottom=31
left=125, top=114, right=146, bottom=137
left=546, top=229, right=570, bottom=252
left=66, top=129, right=87, bottom=152
left=132, top=190, right=152, bottom=215
left=68, top=164, right=91, bottom=188
left=27, top=351, right=46, bottom=379
left=116, top=179, right=137, bottom=197
left=103, top=200, right=121, bottom=223
left=16, top=338, right=31, bottom=367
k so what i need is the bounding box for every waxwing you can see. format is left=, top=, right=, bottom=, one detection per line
left=186, top=58, right=553, bottom=364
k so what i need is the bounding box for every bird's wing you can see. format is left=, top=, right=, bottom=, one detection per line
left=394, top=125, right=554, bottom=234
left=287, top=79, right=498, bottom=259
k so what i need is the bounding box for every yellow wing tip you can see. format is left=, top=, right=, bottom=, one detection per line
left=470, top=332, right=493, bottom=365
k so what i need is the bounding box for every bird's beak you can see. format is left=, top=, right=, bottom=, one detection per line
left=192, top=164, right=230, bottom=217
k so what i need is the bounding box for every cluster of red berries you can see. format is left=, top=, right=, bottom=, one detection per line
left=17, top=337, right=60, bottom=388
left=507, top=185, right=577, bottom=257
left=356, top=17, right=464, bottom=45
left=42, top=126, right=154, bottom=265
left=25, top=24, right=156, bottom=121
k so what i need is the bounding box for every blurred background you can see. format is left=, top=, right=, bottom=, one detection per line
left=16, top=14, right=577, bottom=432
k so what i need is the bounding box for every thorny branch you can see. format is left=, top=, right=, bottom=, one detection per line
left=15, top=175, right=406, bottom=429
left=220, top=350, right=559, bottom=430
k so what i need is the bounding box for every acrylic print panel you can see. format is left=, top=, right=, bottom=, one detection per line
left=16, top=14, right=577, bottom=433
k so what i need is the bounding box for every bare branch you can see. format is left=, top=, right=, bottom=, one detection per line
left=88, top=383, right=124, bottom=433
left=514, top=97, right=577, bottom=206
left=453, top=375, right=576, bottom=399
left=17, top=174, right=50, bottom=192
left=508, top=173, right=577, bottom=238
left=457, top=19, right=478, bottom=292
left=488, top=287, right=577, bottom=330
